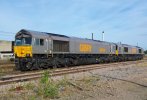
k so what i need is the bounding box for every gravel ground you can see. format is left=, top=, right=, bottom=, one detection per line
left=0, top=61, right=147, bottom=100
left=57, top=62, right=147, bottom=100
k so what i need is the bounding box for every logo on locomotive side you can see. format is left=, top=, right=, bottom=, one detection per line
left=99, top=48, right=106, bottom=53
left=80, top=44, right=92, bottom=52
left=131, top=48, right=137, bottom=54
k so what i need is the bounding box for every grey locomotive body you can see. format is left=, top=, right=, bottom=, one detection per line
left=14, top=29, right=144, bottom=71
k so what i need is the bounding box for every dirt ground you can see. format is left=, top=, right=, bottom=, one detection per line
left=0, top=61, right=147, bottom=100
left=55, top=62, right=147, bottom=100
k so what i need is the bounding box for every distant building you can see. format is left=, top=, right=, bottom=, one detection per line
left=0, top=40, right=14, bottom=52
left=0, top=40, right=14, bottom=60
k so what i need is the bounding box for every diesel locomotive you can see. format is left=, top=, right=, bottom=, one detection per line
left=14, top=29, right=144, bottom=71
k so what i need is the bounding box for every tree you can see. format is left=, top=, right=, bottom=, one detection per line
left=144, top=50, right=147, bottom=54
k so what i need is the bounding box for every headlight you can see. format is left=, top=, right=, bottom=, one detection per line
left=26, top=54, right=30, bottom=57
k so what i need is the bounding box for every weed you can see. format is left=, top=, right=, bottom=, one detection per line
left=44, top=83, right=58, bottom=98
left=24, top=82, right=35, bottom=90
left=40, top=70, right=50, bottom=84
left=57, top=76, right=68, bottom=88
left=28, top=95, right=36, bottom=100
left=36, top=70, right=59, bottom=98
left=0, top=69, right=3, bottom=77
left=137, top=62, right=147, bottom=67
left=9, top=84, right=24, bottom=91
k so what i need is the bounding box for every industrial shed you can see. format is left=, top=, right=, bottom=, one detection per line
left=0, top=40, right=14, bottom=60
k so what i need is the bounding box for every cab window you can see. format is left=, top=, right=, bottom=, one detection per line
left=34, top=38, right=44, bottom=46
left=116, top=45, right=118, bottom=50
left=40, top=39, right=44, bottom=46
left=124, top=47, right=128, bottom=52
left=139, top=49, right=142, bottom=53
left=15, top=37, right=32, bottom=46
left=35, top=39, right=40, bottom=46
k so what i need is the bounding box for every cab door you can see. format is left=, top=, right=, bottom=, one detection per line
left=47, top=36, right=53, bottom=57
left=116, top=45, right=118, bottom=55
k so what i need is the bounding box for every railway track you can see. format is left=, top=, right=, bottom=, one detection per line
left=0, top=56, right=146, bottom=69
left=0, top=64, right=15, bottom=68
left=0, top=59, right=146, bottom=86
left=0, top=60, right=14, bottom=65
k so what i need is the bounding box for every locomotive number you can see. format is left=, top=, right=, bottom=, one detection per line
left=80, top=44, right=92, bottom=52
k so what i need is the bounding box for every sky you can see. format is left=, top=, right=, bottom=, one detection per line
left=0, top=0, right=147, bottom=50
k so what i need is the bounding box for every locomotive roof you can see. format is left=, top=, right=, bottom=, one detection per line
left=16, top=29, right=69, bottom=38
left=71, top=37, right=113, bottom=44
left=46, top=33, right=69, bottom=38
left=15, top=29, right=143, bottom=50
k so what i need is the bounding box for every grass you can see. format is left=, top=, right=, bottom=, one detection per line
left=81, top=75, right=100, bottom=84
left=36, top=70, right=59, bottom=98
left=137, top=62, right=147, bottom=67
left=24, top=82, right=35, bottom=90
left=57, top=75, right=68, bottom=87
left=0, top=69, right=4, bottom=77
left=6, top=70, right=59, bottom=99
left=8, top=82, right=34, bottom=91
left=0, top=70, right=60, bottom=99
left=0, top=64, right=14, bottom=75
left=9, top=84, right=24, bottom=91
left=0, top=70, right=101, bottom=99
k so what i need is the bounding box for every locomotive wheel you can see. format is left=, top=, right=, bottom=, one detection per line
left=15, top=63, right=20, bottom=70
left=53, top=63, right=57, bottom=68
left=26, top=62, right=32, bottom=70
left=64, top=58, right=69, bottom=67
left=73, top=59, right=78, bottom=66
left=28, top=62, right=39, bottom=71
left=20, top=62, right=30, bottom=71
left=40, top=62, right=48, bottom=69
left=52, top=58, right=59, bottom=68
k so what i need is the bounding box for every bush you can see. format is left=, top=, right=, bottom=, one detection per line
left=37, top=70, right=59, bottom=98
left=40, top=70, right=50, bottom=84
left=144, top=50, right=147, bottom=54
left=44, top=83, right=58, bottom=98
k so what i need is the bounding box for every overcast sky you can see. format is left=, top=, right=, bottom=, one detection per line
left=0, top=0, right=147, bottom=49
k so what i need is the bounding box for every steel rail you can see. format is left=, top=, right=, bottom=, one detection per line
left=0, top=60, right=146, bottom=86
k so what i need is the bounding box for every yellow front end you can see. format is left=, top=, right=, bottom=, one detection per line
left=116, top=50, right=118, bottom=56
left=14, top=46, right=32, bottom=57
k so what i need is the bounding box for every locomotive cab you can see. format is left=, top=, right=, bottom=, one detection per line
left=14, top=30, right=32, bottom=58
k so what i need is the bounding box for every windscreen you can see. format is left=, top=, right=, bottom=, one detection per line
left=15, top=37, right=32, bottom=46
